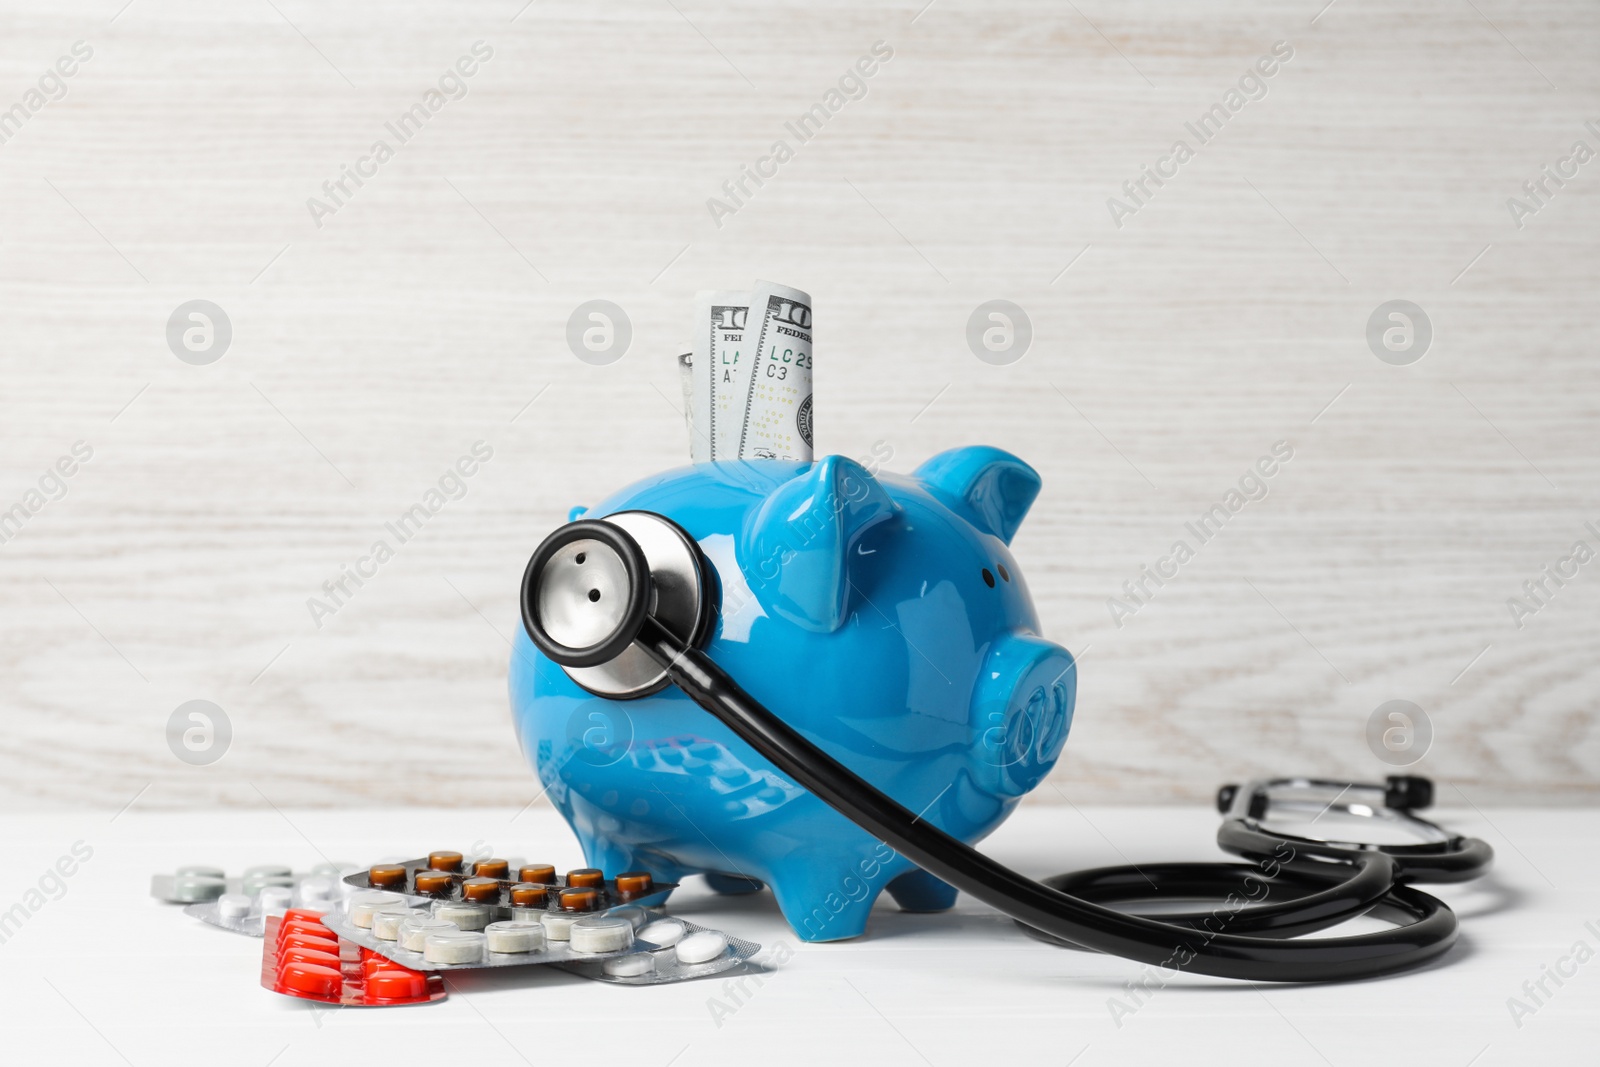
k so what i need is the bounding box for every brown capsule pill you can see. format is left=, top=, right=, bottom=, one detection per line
left=427, top=851, right=463, bottom=872
left=565, top=868, right=604, bottom=888
left=509, top=884, right=549, bottom=908
left=518, top=864, right=557, bottom=885
left=558, top=888, right=600, bottom=912
left=473, top=858, right=510, bottom=879
left=462, top=877, right=501, bottom=902
left=414, top=871, right=454, bottom=895
left=368, top=864, right=407, bottom=888
left=615, top=872, right=654, bottom=896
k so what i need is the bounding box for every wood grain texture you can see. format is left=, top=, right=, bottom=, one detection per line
left=0, top=0, right=1595, bottom=810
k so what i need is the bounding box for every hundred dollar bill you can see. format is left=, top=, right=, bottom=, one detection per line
left=689, top=291, right=751, bottom=462
left=738, top=280, right=813, bottom=462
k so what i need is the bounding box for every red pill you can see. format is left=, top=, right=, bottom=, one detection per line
left=282, top=908, right=327, bottom=925
left=278, top=946, right=340, bottom=971
left=279, top=961, right=343, bottom=997
left=565, top=868, right=604, bottom=888
left=365, top=969, right=427, bottom=1001
left=280, top=932, right=339, bottom=957
left=278, top=919, right=337, bottom=945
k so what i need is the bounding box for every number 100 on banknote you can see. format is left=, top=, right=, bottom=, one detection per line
left=738, top=281, right=814, bottom=461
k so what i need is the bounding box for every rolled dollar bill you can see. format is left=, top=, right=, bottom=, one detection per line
left=738, top=280, right=813, bottom=462
left=689, top=291, right=751, bottom=462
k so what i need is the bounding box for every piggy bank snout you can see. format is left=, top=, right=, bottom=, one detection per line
left=971, top=636, right=1076, bottom=798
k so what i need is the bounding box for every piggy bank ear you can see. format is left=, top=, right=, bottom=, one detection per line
left=745, top=455, right=900, bottom=633
left=913, top=446, right=1040, bottom=544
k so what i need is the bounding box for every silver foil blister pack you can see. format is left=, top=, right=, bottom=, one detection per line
left=182, top=870, right=354, bottom=936
left=151, top=863, right=352, bottom=904
left=556, top=916, right=762, bottom=985
left=319, top=893, right=664, bottom=971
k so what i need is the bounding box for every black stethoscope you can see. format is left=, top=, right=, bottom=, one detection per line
left=520, top=515, right=1493, bottom=983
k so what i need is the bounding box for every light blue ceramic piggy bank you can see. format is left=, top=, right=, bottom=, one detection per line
left=508, top=446, right=1075, bottom=941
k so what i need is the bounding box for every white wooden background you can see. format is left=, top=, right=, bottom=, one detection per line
left=0, top=0, right=1595, bottom=811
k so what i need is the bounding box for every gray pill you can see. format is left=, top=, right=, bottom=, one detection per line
left=244, top=864, right=292, bottom=879
left=172, top=874, right=227, bottom=902
left=176, top=865, right=225, bottom=880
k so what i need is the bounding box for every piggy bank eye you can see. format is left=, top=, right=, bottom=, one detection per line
left=998, top=564, right=1011, bottom=583
left=981, top=568, right=995, bottom=588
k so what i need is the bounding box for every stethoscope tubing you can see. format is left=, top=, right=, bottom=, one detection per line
left=1218, top=817, right=1495, bottom=885
left=634, top=614, right=1463, bottom=982
left=1026, top=861, right=1393, bottom=939
left=521, top=515, right=1491, bottom=983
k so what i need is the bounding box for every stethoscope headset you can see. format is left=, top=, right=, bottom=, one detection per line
left=520, top=513, right=1493, bottom=983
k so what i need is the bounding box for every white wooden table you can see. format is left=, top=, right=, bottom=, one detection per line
left=3, top=804, right=1594, bottom=1063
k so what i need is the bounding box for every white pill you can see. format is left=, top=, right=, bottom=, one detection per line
left=424, top=930, right=485, bottom=965
left=352, top=896, right=408, bottom=928
left=432, top=901, right=489, bottom=931
left=675, top=931, right=729, bottom=965
left=571, top=916, right=634, bottom=954
left=350, top=889, right=399, bottom=906
left=217, top=893, right=254, bottom=919
left=510, top=907, right=545, bottom=925
left=637, top=919, right=686, bottom=948
left=257, top=886, right=294, bottom=916
left=247, top=881, right=292, bottom=897
left=297, top=876, right=336, bottom=905
left=485, top=920, right=545, bottom=954
left=371, top=906, right=413, bottom=941
left=606, top=906, right=649, bottom=930
left=603, top=954, right=656, bottom=978
left=540, top=913, right=578, bottom=941
left=399, top=916, right=457, bottom=952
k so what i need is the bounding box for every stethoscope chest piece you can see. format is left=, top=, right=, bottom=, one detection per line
left=522, top=511, right=713, bottom=699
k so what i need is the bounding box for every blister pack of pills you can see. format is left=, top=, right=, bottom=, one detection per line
left=260, top=909, right=445, bottom=1007
left=557, top=916, right=762, bottom=985
left=320, top=891, right=663, bottom=970
left=183, top=870, right=353, bottom=937
left=343, top=852, right=674, bottom=910
left=151, top=863, right=353, bottom=904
